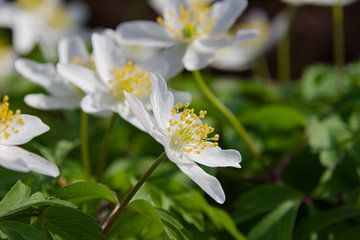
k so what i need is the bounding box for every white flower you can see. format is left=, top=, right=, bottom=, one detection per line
left=57, top=32, right=189, bottom=129
left=15, top=36, right=104, bottom=111
left=117, top=0, right=257, bottom=71
left=124, top=75, right=241, bottom=204
left=280, top=0, right=358, bottom=6
left=0, top=95, right=59, bottom=177
left=212, top=10, right=288, bottom=71
left=0, top=0, right=87, bottom=60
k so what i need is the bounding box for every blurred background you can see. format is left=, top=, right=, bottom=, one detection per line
left=78, top=0, right=360, bottom=78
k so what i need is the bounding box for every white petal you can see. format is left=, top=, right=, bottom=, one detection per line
left=0, top=114, right=49, bottom=146
left=173, top=156, right=226, bottom=204
left=81, top=92, right=118, bottom=115
left=172, top=90, right=192, bottom=104
left=148, top=0, right=171, bottom=14
left=57, top=64, right=106, bottom=94
left=58, top=36, right=90, bottom=64
left=124, top=92, right=155, bottom=133
left=15, top=59, right=72, bottom=96
left=116, top=21, right=175, bottom=48
left=13, top=13, right=38, bottom=54
left=25, top=94, right=81, bottom=110
left=182, top=44, right=215, bottom=71
left=0, top=4, right=16, bottom=27
left=141, top=44, right=185, bottom=80
left=150, top=74, right=174, bottom=130
left=267, top=12, right=289, bottom=49
left=211, top=0, right=247, bottom=35
left=187, top=147, right=241, bottom=168
left=0, top=146, right=59, bottom=177
left=92, top=33, right=126, bottom=83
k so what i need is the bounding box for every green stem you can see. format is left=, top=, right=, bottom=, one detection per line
left=96, top=113, right=117, bottom=181
left=102, top=152, right=167, bottom=234
left=332, top=1, right=345, bottom=67
left=277, top=5, right=296, bottom=82
left=192, top=71, right=263, bottom=165
left=80, top=111, right=91, bottom=181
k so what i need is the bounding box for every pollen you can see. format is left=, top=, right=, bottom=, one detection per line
left=109, top=61, right=152, bottom=101
left=0, top=96, right=24, bottom=140
left=168, top=102, right=219, bottom=154
left=157, top=2, right=215, bottom=43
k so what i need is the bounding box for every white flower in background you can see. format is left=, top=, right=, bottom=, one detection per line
left=0, top=42, right=15, bottom=79
left=15, top=36, right=104, bottom=111
left=57, top=32, right=189, bottom=128
left=0, top=95, right=59, bottom=177
left=0, top=0, right=87, bottom=60
left=280, top=0, right=358, bottom=6
left=117, top=0, right=257, bottom=71
left=125, top=75, right=241, bottom=203
left=212, top=10, right=288, bottom=71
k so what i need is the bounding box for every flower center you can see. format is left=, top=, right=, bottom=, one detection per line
left=17, top=0, right=45, bottom=10
left=17, top=0, right=71, bottom=28
left=109, top=61, right=152, bottom=101
left=157, top=2, right=215, bottom=43
left=0, top=96, right=24, bottom=140
left=167, top=102, right=219, bottom=154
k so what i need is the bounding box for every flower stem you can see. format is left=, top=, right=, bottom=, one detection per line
left=332, top=1, right=345, bottom=67
left=192, top=71, right=263, bottom=165
left=80, top=111, right=91, bottom=181
left=96, top=113, right=117, bottom=181
left=102, top=152, right=167, bottom=234
left=277, top=5, right=296, bottom=82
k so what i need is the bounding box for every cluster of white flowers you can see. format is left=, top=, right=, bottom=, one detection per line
left=7, top=0, right=352, bottom=203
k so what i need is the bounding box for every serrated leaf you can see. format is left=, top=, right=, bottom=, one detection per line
left=42, top=206, right=105, bottom=240
left=54, top=181, right=118, bottom=204
left=248, top=201, right=300, bottom=240
left=0, top=181, right=75, bottom=219
left=0, top=221, right=46, bottom=240
left=157, top=209, right=190, bottom=240
left=234, top=184, right=301, bottom=223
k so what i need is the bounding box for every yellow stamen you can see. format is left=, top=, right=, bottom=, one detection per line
left=0, top=96, right=24, bottom=140
left=157, top=2, right=215, bottom=43
left=109, top=61, right=152, bottom=100
left=168, top=103, right=219, bottom=154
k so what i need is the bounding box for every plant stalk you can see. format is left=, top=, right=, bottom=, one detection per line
left=102, top=152, right=167, bottom=234
left=332, top=1, right=345, bottom=67
left=80, top=111, right=91, bottom=181
left=96, top=113, right=117, bottom=181
left=277, top=5, right=296, bottom=82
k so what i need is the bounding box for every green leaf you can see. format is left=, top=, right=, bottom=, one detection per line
left=54, top=181, right=118, bottom=204
left=295, top=206, right=360, bottom=240
left=248, top=201, right=300, bottom=240
left=157, top=209, right=190, bottom=240
left=0, top=181, right=75, bottom=219
left=174, top=191, right=247, bottom=240
left=42, top=206, right=105, bottom=240
left=207, top=207, right=247, bottom=240
left=0, top=221, right=46, bottom=240
left=108, top=200, right=164, bottom=239
left=239, top=105, right=306, bottom=130
left=234, top=184, right=301, bottom=223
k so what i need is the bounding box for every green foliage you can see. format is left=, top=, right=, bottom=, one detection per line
left=54, top=182, right=118, bottom=204
left=42, top=206, right=105, bottom=240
